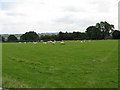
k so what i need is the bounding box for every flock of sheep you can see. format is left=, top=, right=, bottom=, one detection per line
left=19, top=40, right=92, bottom=45
left=19, top=40, right=65, bottom=45
left=39, top=40, right=65, bottom=45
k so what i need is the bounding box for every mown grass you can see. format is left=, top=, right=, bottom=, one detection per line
left=2, top=40, right=118, bottom=88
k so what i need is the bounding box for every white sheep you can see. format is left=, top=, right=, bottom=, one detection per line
left=54, top=40, right=56, bottom=43
left=40, top=40, right=43, bottom=42
left=47, top=41, right=51, bottom=43
left=43, top=42, right=47, bottom=44
left=49, top=40, right=53, bottom=43
left=33, top=42, right=37, bottom=44
left=88, top=40, right=91, bottom=42
left=81, top=41, right=83, bottom=43
left=60, top=41, right=65, bottom=45
left=52, top=41, right=56, bottom=45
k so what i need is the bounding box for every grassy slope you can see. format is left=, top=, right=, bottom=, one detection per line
left=2, top=40, right=118, bottom=88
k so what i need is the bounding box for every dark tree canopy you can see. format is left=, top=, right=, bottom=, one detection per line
left=112, top=30, right=120, bottom=39
left=86, top=26, right=102, bottom=40
left=20, top=31, right=39, bottom=42
left=8, top=35, right=18, bottom=42
left=95, top=21, right=114, bottom=39
left=0, top=35, right=2, bottom=42
left=0, top=35, right=5, bottom=42
left=85, top=21, right=115, bottom=40
left=2, top=36, right=5, bottom=42
left=2, top=21, right=119, bottom=42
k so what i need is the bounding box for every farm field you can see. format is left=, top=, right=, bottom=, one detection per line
left=2, top=40, right=118, bottom=88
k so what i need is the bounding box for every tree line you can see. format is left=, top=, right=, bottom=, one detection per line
left=1, top=21, right=120, bottom=42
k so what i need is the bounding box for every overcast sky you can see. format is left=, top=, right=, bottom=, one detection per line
left=0, top=0, right=119, bottom=34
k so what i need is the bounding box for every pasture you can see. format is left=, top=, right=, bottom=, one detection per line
left=2, top=40, right=118, bottom=88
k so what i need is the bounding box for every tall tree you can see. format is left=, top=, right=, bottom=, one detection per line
left=20, top=31, right=39, bottom=42
left=95, top=21, right=114, bottom=39
left=86, top=26, right=102, bottom=40
left=8, top=35, right=18, bottom=42
left=0, top=35, right=5, bottom=42
left=2, top=36, right=5, bottom=42
left=112, top=30, right=120, bottom=39
left=58, top=32, right=64, bottom=40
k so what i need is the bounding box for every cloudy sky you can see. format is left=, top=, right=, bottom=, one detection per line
left=0, top=0, right=119, bottom=34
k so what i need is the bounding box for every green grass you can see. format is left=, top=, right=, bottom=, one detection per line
left=2, top=40, right=118, bottom=88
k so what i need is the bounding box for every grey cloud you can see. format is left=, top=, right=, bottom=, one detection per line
left=39, top=2, right=45, bottom=4
left=64, top=7, right=79, bottom=12
left=64, top=7, right=87, bottom=12
left=55, top=15, right=98, bottom=28
left=89, top=0, right=112, bottom=13
left=55, top=16, right=76, bottom=24
left=6, top=12, right=26, bottom=16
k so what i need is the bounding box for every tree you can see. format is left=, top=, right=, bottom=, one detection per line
left=0, top=35, right=5, bottom=42
left=0, top=35, right=2, bottom=42
left=8, top=35, right=18, bottom=42
left=58, top=32, right=64, bottom=40
left=2, top=36, right=5, bottom=42
left=86, top=26, right=102, bottom=40
left=112, top=30, right=120, bottom=39
left=95, top=21, right=114, bottom=39
left=20, top=31, right=39, bottom=42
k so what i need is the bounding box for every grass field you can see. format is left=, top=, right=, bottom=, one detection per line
left=2, top=40, right=118, bottom=88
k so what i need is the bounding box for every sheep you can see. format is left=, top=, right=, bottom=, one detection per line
left=47, top=41, right=50, bottom=43
left=81, top=41, right=83, bottom=43
left=43, top=42, right=47, bottom=44
left=54, top=40, right=56, bottom=43
left=33, top=42, right=37, bottom=44
left=60, top=41, right=65, bottom=45
left=88, top=40, right=91, bottom=42
left=48, top=40, right=53, bottom=43
left=52, top=41, right=56, bottom=45
left=40, top=40, right=43, bottom=42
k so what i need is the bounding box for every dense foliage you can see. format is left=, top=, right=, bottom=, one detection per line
left=20, top=31, right=39, bottom=42
left=112, top=30, right=120, bottom=39
left=1, top=21, right=120, bottom=42
left=0, top=35, right=5, bottom=42
left=7, top=35, right=18, bottom=42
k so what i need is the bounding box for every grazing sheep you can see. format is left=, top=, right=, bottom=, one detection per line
left=33, top=42, right=37, bottom=44
left=43, top=42, right=47, bottom=44
left=88, top=40, right=91, bottom=42
left=40, top=40, right=43, bottom=42
left=19, top=42, right=21, bottom=43
left=81, top=41, right=83, bottom=43
left=48, top=40, right=53, bottom=43
left=47, top=41, right=50, bottom=43
left=52, top=41, right=56, bottom=45
left=60, top=41, right=65, bottom=45
left=83, top=40, right=86, bottom=42
left=54, top=40, right=56, bottom=43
